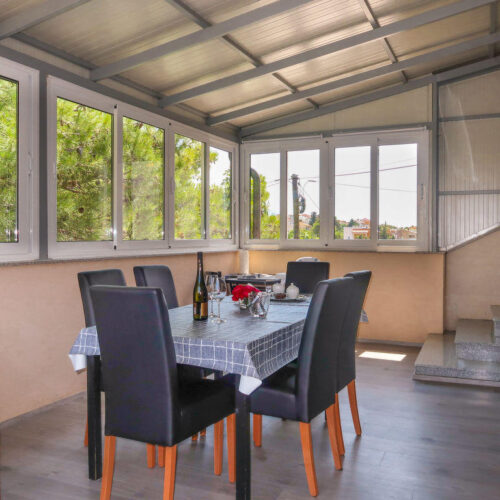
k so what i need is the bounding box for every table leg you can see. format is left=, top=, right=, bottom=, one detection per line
left=235, top=387, right=251, bottom=500
left=87, top=355, right=102, bottom=480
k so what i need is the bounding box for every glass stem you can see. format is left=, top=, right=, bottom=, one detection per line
left=217, top=300, right=221, bottom=320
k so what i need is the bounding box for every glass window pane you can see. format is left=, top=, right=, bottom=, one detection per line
left=122, top=117, right=164, bottom=241
left=378, top=144, right=418, bottom=240
left=334, top=146, right=371, bottom=240
left=250, top=153, right=280, bottom=240
left=175, top=134, right=204, bottom=240
left=56, top=98, right=113, bottom=242
left=287, top=150, right=320, bottom=239
left=0, top=77, right=18, bottom=243
left=209, top=147, right=231, bottom=239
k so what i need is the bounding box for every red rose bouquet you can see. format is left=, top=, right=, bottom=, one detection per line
left=232, top=284, right=260, bottom=309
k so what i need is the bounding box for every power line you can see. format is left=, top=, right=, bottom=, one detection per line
left=336, top=182, right=416, bottom=193
left=336, top=164, right=417, bottom=177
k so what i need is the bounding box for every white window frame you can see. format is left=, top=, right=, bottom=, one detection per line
left=47, top=78, right=116, bottom=258
left=169, top=121, right=238, bottom=250
left=280, top=139, right=328, bottom=249
left=47, top=78, right=238, bottom=259
left=241, top=141, right=283, bottom=249
left=241, top=129, right=430, bottom=252
left=116, top=103, right=169, bottom=251
left=0, top=57, right=38, bottom=262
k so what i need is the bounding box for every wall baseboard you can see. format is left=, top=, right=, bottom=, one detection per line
left=357, top=338, right=424, bottom=348
left=0, top=391, right=85, bottom=429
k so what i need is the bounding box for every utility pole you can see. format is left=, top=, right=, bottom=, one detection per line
left=291, top=174, right=299, bottom=239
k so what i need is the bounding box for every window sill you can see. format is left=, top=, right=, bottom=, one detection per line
left=0, top=245, right=239, bottom=267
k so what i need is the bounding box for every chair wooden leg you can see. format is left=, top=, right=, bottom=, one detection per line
left=325, top=405, right=342, bottom=471
left=347, top=380, right=362, bottom=436
left=158, top=446, right=165, bottom=467
left=214, top=420, right=224, bottom=476
left=100, top=436, right=116, bottom=500
left=227, top=414, right=236, bottom=483
left=147, top=444, right=156, bottom=468
left=299, top=423, right=319, bottom=497
left=334, top=394, right=345, bottom=456
left=253, top=414, right=262, bottom=447
left=200, top=428, right=206, bottom=437
left=191, top=433, right=198, bottom=441
left=84, top=418, right=88, bottom=447
left=163, top=446, right=177, bottom=500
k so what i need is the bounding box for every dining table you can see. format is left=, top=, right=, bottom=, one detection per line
left=70, top=295, right=313, bottom=500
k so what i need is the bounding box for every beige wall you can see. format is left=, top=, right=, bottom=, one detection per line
left=0, top=251, right=239, bottom=423
left=249, top=250, right=444, bottom=344
left=445, top=229, right=500, bottom=331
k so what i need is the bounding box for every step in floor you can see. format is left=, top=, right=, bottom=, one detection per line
left=414, top=333, right=500, bottom=387
left=455, top=319, right=500, bottom=362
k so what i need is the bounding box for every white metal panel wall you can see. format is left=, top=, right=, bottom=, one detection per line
left=438, top=69, right=500, bottom=250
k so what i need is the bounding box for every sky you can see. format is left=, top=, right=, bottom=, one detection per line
left=250, top=143, right=418, bottom=228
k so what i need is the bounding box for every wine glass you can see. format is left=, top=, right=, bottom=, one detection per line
left=206, top=273, right=216, bottom=318
left=211, top=276, right=227, bottom=324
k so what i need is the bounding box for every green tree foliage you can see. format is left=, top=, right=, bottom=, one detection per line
left=174, top=135, right=232, bottom=240
left=250, top=173, right=280, bottom=239
left=378, top=221, right=396, bottom=239
left=174, top=134, right=203, bottom=239
left=209, top=149, right=232, bottom=239
left=56, top=98, right=112, bottom=242
left=0, top=77, right=17, bottom=243
left=123, top=117, right=164, bottom=241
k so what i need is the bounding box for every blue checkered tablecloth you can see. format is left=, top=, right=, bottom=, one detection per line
left=69, top=297, right=368, bottom=393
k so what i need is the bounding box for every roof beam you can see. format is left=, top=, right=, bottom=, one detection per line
left=240, top=76, right=435, bottom=138
left=0, top=0, right=90, bottom=40
left=11, top=33, right=215, bottom=124
left=241, top=54, right=500, bottom=137
left=357, top=0, right=407, bottom=83
left=489, top=2, right=498, bottom=57
left=90, top=0, right=312, bottom=81
left=163, top=0, right=319, bottom=110
left=159, top=0, right=495, bottom=107
left=435, top=53, right=500, bottom=81
left=208, top=32, right=500, bottom=125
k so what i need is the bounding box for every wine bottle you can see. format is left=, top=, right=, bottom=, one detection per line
left=193, top=252, right=208, bottom=321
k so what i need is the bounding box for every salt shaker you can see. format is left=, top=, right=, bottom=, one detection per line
left=286, top=282, right=299, bottom=299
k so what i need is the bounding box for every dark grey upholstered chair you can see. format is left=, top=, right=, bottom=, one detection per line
left=77, top=269, right=126, bottom=448
left=248, top=277, right=354, bottom=496
left=78, top=269, right=126, bottom=328
left=252, top=271, right=372, bottom=480
left=134, top=265, right=179, bottom=309
left=133, top=265, right=214, bottom=384
left=332, top=270, right=372, bottom=457
left=284, top=261, right=330, bottom=294
left=90, top=285, right=235, bottom=500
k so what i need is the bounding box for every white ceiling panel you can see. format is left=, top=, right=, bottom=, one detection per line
left=0, top=0, right=497, bottom=130
left=0, top=0, right=45, bottom=22
left=24, top=0, right=194, bottom=65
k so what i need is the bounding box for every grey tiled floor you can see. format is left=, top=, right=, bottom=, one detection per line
left=1, top=343, right=500, bottom=499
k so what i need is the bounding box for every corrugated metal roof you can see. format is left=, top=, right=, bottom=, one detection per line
left=0, top=0, right=45, bottom=22
left=2, top=0, right=499, bottom=133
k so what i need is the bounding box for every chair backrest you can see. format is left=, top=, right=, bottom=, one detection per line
left=78, top=269, right=126, bottom=327
left=90, top=285, right=180, bottom=446
left=295, top=277, right=354, bottom=422
left=285, top=261, right=330, bottom=294
left=134, top=265, right=179, bottom=309
left=337, top=270, right=372, bottom=391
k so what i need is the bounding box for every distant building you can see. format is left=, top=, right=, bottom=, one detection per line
left=343, top=226, right=370, bottom=240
